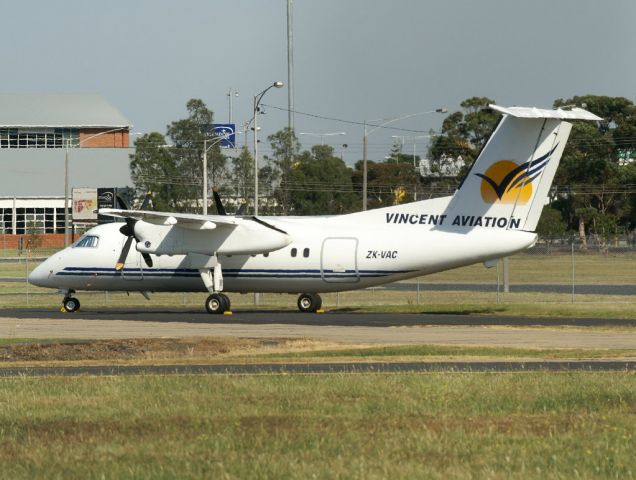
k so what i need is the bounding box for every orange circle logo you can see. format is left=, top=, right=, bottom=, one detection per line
left=478, top=160, right=533, bottom=205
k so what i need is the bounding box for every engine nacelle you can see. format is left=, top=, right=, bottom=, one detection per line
left=133, top=219, right=291, bottom=256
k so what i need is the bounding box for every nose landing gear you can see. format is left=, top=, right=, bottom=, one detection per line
left=61, top=291, right=80, bottom=313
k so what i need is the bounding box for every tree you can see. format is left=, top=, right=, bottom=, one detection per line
left=287, top=145, right=358, bottom=214
left=428, top=96, right=500, bottom=168
left=130, top=132, right=186, bottom=211
left=553, top=95, right=636, bottom=245
left=425, top=97, right=500, bottom=195
left=353, top=160, right=421, bottom=209
left=231, top=146, right=255, bottom=209
left=266, top=128, right=301, bottom=214
left=166, top=99, right=226, bottom=212
left=536, top=206, right=567, bottom=254
left=129, top=99, right=226, bottom=213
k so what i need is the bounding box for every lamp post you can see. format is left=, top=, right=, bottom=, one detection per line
left=299, top=131, right=346, bottom=146
left=253, top=81, right=284, bottom=216
left=362, top=108, right=446, bottom=210
left=201, top=131, right=235, bottom=215
left=64, top=127, right=129, bottom=246
left=227, top=88, right=239, bottom=124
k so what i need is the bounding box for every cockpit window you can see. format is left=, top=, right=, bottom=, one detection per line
left=74, top=235, right=99, bottom=248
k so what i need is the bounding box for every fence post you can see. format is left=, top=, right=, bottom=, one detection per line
left=571, top=235, right=575, bottom=304
left=25, top=257, right=30, bottom=306
left=503, top=257, right=510, bottom=293
left=416, top=277, right=421, bottom=305
left=496, top=260, right=500, bottom=304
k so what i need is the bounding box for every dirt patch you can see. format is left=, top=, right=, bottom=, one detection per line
left=0, top=337, right=343, bottom=363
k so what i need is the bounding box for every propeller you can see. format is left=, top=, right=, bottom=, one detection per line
left=114, top=192, right=154, bottom=271
left=213, top=189, right=247, bottom=216
left=212, top=190, right=227, bottom=216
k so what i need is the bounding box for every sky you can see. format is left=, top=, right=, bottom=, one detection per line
left=1, top=0, right=634, bottom=165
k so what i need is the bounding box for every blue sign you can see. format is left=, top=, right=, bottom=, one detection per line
left=212, top=124, right=236, bottom=149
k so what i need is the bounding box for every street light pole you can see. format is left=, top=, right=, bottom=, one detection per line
left=361, top=109, right=446, bottom=211
left=227, top=88, right=239, bottom=124
left=203, top=138, right=208, bottom=215
left=201, top=133, right=235, bottom=215
left=64, top=141, right=70, bottom=246
left=363, top=122, right=368, bottom=211
left=253, top=81, right=284, bottom=216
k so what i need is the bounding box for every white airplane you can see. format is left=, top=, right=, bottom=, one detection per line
left=29, top=105, right=601, bottom=313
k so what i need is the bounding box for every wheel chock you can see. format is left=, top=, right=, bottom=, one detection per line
left=223, top=311, right=233, bottom=315
left=315, top=309, right=325, bottom=314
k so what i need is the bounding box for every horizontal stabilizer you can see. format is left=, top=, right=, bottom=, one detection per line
left=489, top=104, right=602, bottom=121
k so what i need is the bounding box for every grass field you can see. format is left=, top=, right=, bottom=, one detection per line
left=3, top=289, right=636, bottom=321
left=0, top=372, right=634, bottom=479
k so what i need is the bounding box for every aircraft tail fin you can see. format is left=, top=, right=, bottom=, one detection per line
left=446, top=105, right=601, bottom=232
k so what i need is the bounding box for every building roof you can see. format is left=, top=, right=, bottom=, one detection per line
left=0, top=93, right=132, bottom=128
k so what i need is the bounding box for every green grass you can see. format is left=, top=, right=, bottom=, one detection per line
left=253, top=345, right=636, bottom=360
left=0, top=373, right=634, bottom=479
left=2, top=290, right=636, bottom=320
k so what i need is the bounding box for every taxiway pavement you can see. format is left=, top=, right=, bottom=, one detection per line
left=1, top=309, right=635, bottom=349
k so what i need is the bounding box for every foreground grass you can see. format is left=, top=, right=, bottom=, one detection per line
left=0, top=373, right=634, bottom=479
left=253, top=344, right=636, bottom=361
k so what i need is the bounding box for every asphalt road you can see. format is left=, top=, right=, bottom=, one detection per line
left=1, top=309, right=636, bottom=349
left=1, top=361, right=635, bottom=378
left=2, top=308, right=636, bottom=327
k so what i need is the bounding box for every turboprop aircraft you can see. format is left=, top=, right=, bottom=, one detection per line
left=29, top=105, right=601, bottom=313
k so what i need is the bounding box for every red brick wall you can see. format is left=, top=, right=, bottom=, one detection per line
left=0, top=234, right=68, bottom=251
left=79, top=129, right=129, bottom=148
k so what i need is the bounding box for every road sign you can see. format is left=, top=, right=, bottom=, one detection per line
left=212, top=124, right=236, bottom=149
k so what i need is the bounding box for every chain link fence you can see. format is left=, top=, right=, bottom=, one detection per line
left=1, top=235, right=634, bottom=309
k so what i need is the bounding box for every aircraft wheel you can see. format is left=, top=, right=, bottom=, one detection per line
left=297, top=293, right=322, bottom=313
left=205, top=293, right=228, bottom=314
left=62, top=297, right=80, bottom=313
left=219, top=293, right=231, bottom=311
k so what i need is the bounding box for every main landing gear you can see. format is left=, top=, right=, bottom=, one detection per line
left=297, top=293, right=322, bottom=313
left=61, top=290, right=80, bottom=313
left=205, top=293, right=231, bottom=314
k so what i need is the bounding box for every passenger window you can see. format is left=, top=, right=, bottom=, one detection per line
left=73, top=235, right=99, bottom=248
left=291, top=248, right=297, bottom=257
left=303, top=248, right=309, bottom=258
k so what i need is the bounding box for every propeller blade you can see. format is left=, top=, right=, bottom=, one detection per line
left=119, top=217, right=136, bottom=237
left=115, top=236, right=134, bottom=271
left=235, top=203, right=246, bottom=216
left=213, top=190, right=227, bottom=216
left=116, top=195, right=129, bottom=210
left=141, top=252, right=153, bottom=268
left=119, top=223, right=132, bottom=237
left=139, top=192, right=153, bottom=210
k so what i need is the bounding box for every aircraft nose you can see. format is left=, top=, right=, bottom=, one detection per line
left=28, top=261, right=54, bottom=287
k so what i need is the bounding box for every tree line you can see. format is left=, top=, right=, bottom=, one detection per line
left=129, top=95, right=636, bottom=244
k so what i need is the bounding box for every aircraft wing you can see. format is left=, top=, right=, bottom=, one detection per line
left=99, top=208, right=290, bottom=256
left=99, top=208, right=241, bottom=230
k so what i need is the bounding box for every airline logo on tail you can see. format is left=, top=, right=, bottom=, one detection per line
left=475, top=144, right=558, bottom=205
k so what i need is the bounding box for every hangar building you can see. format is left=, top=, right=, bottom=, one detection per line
left=0, top=93, right=133, bottom=238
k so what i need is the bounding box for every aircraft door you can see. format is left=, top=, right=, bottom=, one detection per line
left=321, top=238, right=359, bottom=283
